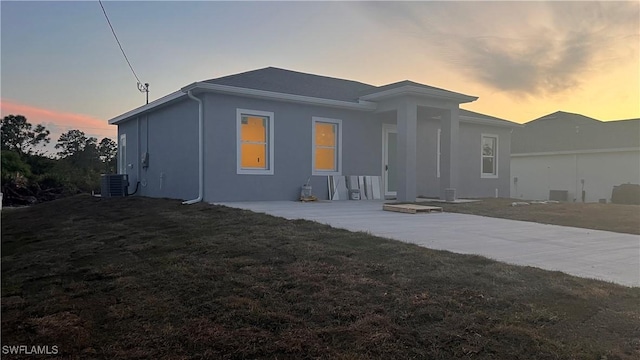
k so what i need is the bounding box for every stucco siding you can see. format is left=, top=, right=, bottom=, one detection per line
left=391, top=117, right=513, bottom=199
left=202, top=93, right=384, bottom=201
left=457, top=124, right=511, bottom=198
left=116, top=94, right=514, bottom=202
left=511, top=150, right=640, bottom=202
left=118, top=99, right=199, bottom=200
left=416, top=118, right=440, bottom=198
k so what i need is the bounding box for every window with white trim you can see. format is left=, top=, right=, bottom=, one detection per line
left=237, top=109, right=274, bottom=175
left=312, top=117, right=342, bottom=175
left=481, top=134, right=498, bottom=177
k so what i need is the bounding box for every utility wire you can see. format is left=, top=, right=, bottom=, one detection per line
left=98, top=0, right=142, bottom=85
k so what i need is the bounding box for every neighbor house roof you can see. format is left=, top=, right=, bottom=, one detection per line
left=511, top=111, right=640, bottom=154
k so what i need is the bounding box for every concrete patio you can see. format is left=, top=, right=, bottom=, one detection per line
left=218, top=200, right=640, bottom=287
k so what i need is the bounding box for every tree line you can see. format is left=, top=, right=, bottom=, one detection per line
left=1, top=114, right=117, bottom=205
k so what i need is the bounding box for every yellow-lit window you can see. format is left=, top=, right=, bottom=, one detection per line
left=240, top=115, right=267, bottom=169
left=313, top=118, right=341, bottom=174
left=237, top=109, right=274, bottom=175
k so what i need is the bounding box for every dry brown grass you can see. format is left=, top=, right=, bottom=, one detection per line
left=2, top=195, right=639, bottom=359
left=416, top=197, right=640, bottom=234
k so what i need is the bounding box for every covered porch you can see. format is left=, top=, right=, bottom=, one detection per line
left=361, top=82, right=478, bottom=202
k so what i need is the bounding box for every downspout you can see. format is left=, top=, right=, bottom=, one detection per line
left=182, top=90, right=204, bottom=204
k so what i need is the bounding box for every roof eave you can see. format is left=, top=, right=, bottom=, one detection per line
left=183, top=82, right=378, bottom=111
left=107, top=90, right=186, bottom=124
left=512, top=147, right=640, bottom=157
left=460, top=115, right=522, bottom=128
left=360, top=85, right=478, bottom=104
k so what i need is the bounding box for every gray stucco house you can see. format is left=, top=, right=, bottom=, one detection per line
left=108, top=67, right=518, bottom=203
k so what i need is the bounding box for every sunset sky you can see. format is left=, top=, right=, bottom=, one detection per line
left=1, top=1, right=639, bottom=149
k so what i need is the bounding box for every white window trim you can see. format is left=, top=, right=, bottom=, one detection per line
left=119, top=133, right=126, bottom=174
left=312, top=117, right=342, bottom=176
left=436, top=128, right=441, bottom=178
left=236, top=109, right=275, bottom=175
left=481, top=133, right=499, bottom=178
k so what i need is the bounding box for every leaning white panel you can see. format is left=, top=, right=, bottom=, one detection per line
left=328, top=176, right=336, bottom=200
left=358, top=176, right=367, bottom=199
left=348, top=176, right=359, bottom=191
left=371, top=176, right=382, bottom=200
left=336, top=176, right=349, bottom=200
left=365, top=176, right=374, bottom=201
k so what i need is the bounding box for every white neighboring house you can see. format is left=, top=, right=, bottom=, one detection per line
left=510, top=111, right=640, bottom=203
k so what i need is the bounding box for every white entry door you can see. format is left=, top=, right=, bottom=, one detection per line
left=382, top=124, right=397, bottom=197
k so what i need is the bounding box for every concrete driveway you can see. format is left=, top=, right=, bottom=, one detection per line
left=218, top=200, right=640, bottom=287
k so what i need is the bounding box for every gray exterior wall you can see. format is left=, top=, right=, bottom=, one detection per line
left=202, top=93, right=384, bottom=201
left=116, top=94, right=512, bottom=201
left=416, top=116, right=440, bottom=198
left=117, top=99, right=199, bottom=200
left=457, top=123, right=511, bottom=198
left=414, top=120, right=512, bottom=199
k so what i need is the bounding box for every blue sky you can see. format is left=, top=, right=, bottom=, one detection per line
left=1, top=1, right=638, bottom=145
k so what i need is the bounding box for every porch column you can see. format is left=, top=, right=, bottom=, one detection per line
left=440, top=106, right=460, bottom=200
left=396, top=100, right=418, bottom=202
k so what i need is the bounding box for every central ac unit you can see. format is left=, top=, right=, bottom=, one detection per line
left=101, top=174, right=129, bottom=197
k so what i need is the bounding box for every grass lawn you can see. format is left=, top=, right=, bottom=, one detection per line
left=416, top=198, right=640, bottom=235
left=2, top=195, right=639, bottom=359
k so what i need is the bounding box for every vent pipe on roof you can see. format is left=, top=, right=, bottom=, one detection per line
left=183, top=90, right=204, bottom=204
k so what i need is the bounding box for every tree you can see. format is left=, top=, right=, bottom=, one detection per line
left=1, top=151, right=31, bottom=180
left=97, top=137, right=117, bottom=173
left=55, top=130, right=97, bottom=159
left=1, top=115, right=51, bottom=155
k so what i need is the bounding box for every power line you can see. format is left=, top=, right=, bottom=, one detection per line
left=98, top=0, right=148, bottom=103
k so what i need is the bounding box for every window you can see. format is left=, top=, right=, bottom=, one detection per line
left=312, top=117, right=342, bottom=175
left=237, top=109, right=274, bottom=175
left=481, top=134, right=498, bottom=177
left=119, top=134, right=126, bottom=174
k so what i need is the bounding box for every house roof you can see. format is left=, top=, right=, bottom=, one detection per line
left=204, top=67, right=375, bottom=103
left=108, top=67, right=506, bottom=126
left=205, top=67, right=477, bottom=104
left=359, top=80, right=477, bottom=103
left=511, top=111, right=640, bottom=154
left=459, top=109, right=521, bottom=128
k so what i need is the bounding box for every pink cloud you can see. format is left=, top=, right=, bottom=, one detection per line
left=0, top=98, right=116, bottom=140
